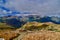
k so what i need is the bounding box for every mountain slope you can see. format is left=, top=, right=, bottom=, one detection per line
left=0, top=23, right=14, bottom=28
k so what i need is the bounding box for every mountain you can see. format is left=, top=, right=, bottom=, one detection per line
left=51, top=16, right=60, bottom=24
left=0, top=15, right=60, bottom=28
left=0, top=23, right=14, bottom=28
left=21, top=22, right=60, bottom=31
left=40, top=16, right=60, bottom=24
left=27, top=15, right=60, bottom=24
left=14, top=22, right=60, bottom=40
left=5, top=18, right=26, bottom=28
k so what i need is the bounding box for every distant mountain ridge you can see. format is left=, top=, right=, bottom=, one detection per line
left=0, top=15, right=60, bottom=28
left=27, top=16, right=60, bottom=24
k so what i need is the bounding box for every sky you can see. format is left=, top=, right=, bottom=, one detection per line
left=0, top=0, right=60, bottom=17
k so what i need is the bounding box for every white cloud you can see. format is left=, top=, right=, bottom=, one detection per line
left=1, top=0, right=60, bottom=16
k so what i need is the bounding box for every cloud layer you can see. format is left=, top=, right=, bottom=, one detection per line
left=0, top=0, right=60, bottom=16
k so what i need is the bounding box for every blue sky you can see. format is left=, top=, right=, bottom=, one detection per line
left=0, top=0, right=60, bottom=17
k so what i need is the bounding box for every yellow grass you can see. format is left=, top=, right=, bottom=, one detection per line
left=0, top=23, right=14, bottom=28
left=21, top=30, right=60, bottom=40
left=0, top=22, right=60, bottom=40
left=21, top=22, right=60, bottom=32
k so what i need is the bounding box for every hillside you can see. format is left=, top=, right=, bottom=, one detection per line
left=21, top=30, right=60, bottom=40
left=0, top=23, right=19, bottom=40
left=20, top=22, right=60, bottom=32
left=0, top=23, right=14, bottom=29
left=0, top=22, right=60, bottom=40
left=13, top=22, right=60, bottom=40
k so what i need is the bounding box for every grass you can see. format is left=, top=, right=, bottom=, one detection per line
left=21, top=22, right=60, bottom=32
left=21, top=30, right=60, bottom=40
left=0, top=23, right=18, bottom=40
left=0, top=23, right=14, bottom=29
left=13, top=22, right=60, bottom=40
left=0, top=22, right=60, bottom=40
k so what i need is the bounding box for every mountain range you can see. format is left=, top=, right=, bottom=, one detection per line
left=0, top=15, right=60, bottom=28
